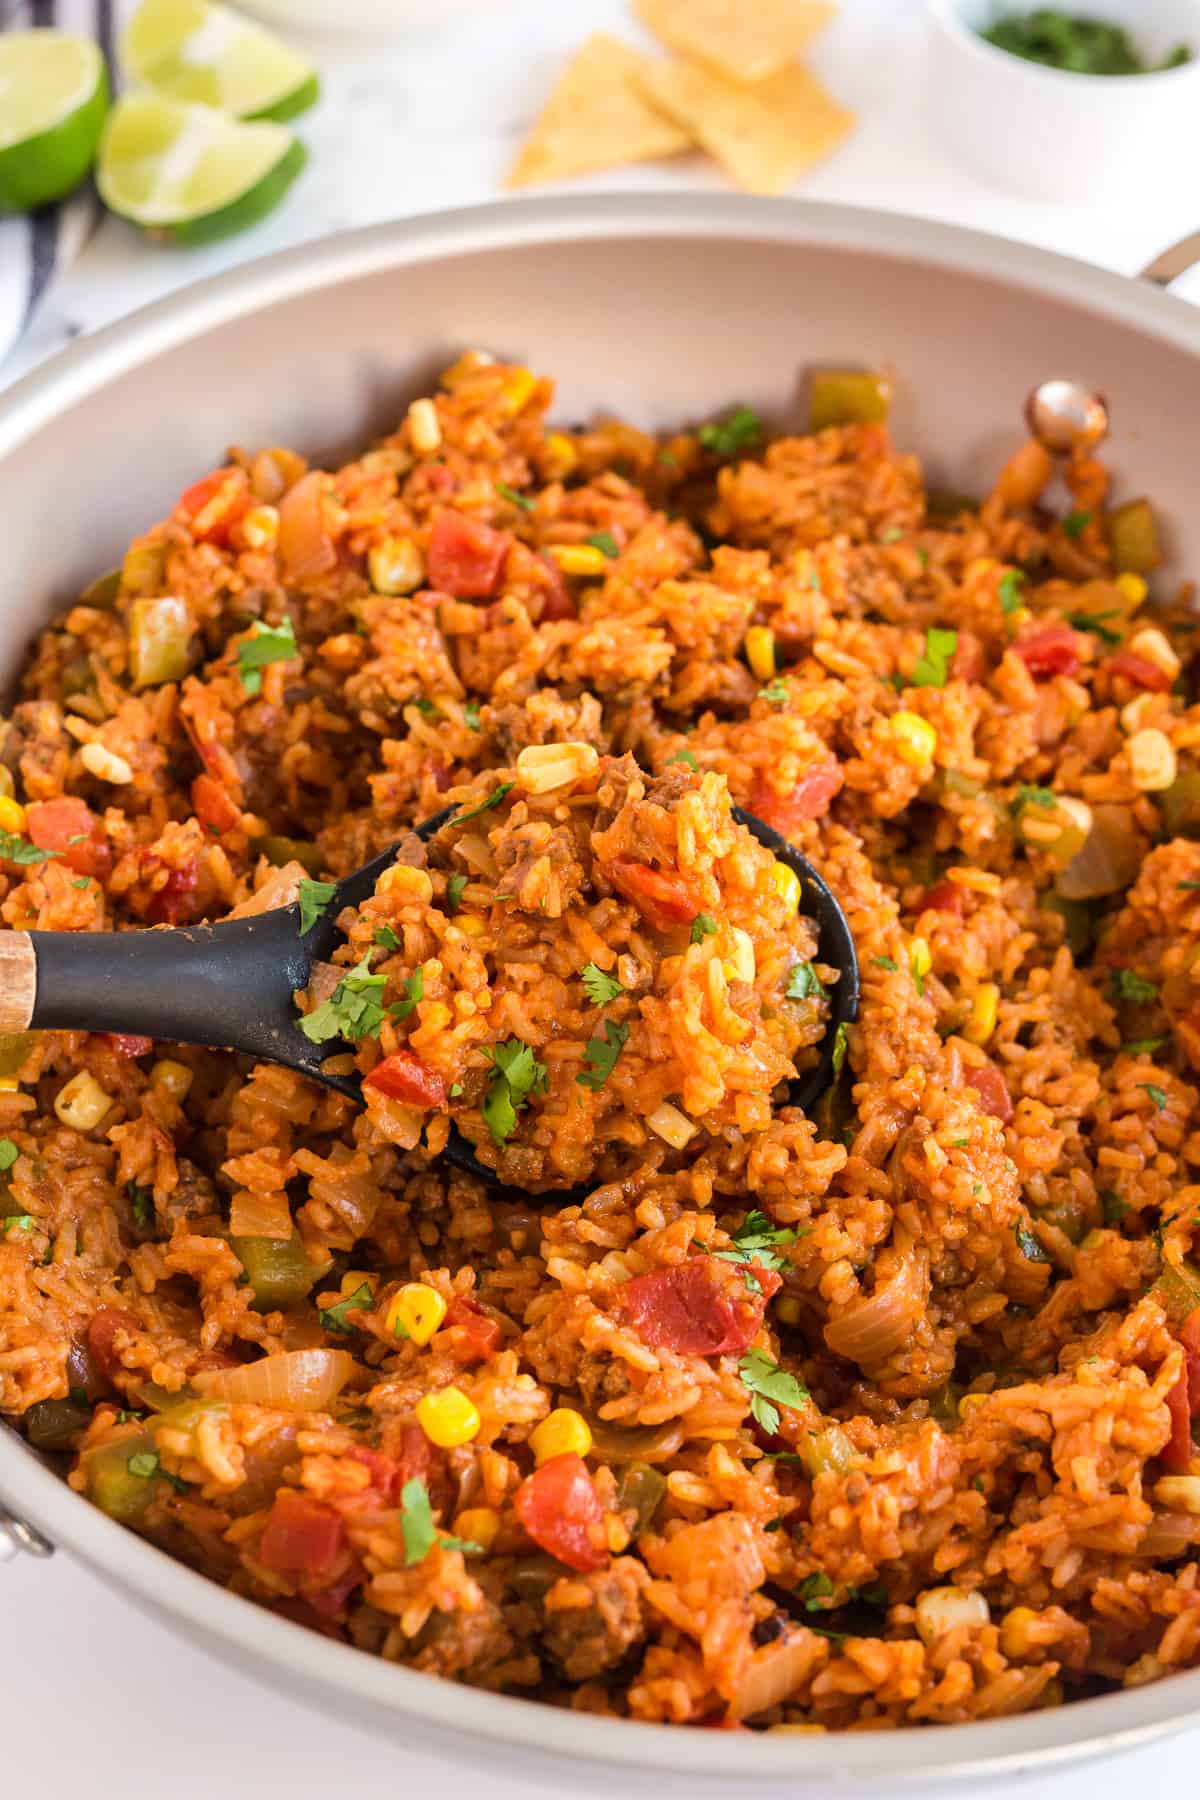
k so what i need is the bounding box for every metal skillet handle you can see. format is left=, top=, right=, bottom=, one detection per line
left=1140, top=231, right=1200, bottom=289
left=0, top=1496, right=53, bottom=1562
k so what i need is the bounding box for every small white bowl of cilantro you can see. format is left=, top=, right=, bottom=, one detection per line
left=927, top=0, right=1200, bottom=200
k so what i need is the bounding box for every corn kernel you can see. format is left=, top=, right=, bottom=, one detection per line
left=645, top=1101, right=697, bottom=1149
left=149, top=1059, right=193, bottom=1102
left=0, top=796, right=26, bottom=834
left=774, top=1295, right=802, bottom=1326
left=241, top=505, right=279, bottom=551
left=744, top=625, right=776, bottom=682
left=965, top=982, right=1000, bottom=1045
left=416, top=1386, right=481, bottom=1448
left=1154, top=1475, right=1200, bottom=1515
left=407, top=397, right=442, bottom=455
left=724, top=927, right=756, bottom=984
left=1128, top=726, right=1177, bottom=792
left=1127, top=626, right=1180, bottom=684
left=915, top=1587, right=990, bottom=1645
left=454, top=1506, right=500, bottom=1550
left=1116, top=573, right=1148, bottom=606
left=368, top=535, right=424, bottom=596
left=386, top=1282, right=447, bottom=1346
left=456, top=914, right=484, bottom=937
left=547, top=544, right=609, bottom=578
left=0, top=1077, right=18, bottom=1093
left=80, top=741, right=133, bottom=786
left=340, top=1269, right=376, bottom=1299
left=530, top=1407, right=593, bottom=1465
left=498, top=367, right=537, bottom=417
left=1121, top=693, right=1157, bottom=735
left=891, top=710, right=937, bottom=768
left=544, top=432, right=578, bottom=480
left=54, top=1070, right=112, bottom=1131
left=515, top=741, right=599, bottom=794
left=1000, top=1606, right=1039, bottom=1658
left=771, top=861, right=801, bottom=912
left=376, top=863, right=434, bottom=903
left=909, top=936, right=932, bottom=980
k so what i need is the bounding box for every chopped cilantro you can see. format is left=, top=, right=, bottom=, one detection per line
left=872, top=956, right=898, bottom=972
left=0, top=829, right=58, bottom=865
left=879, top=526, right=904, bottom=544
left=412, top=697, right=438, bottom=717
left=463, top=700, right=481, bottom=731
left=400, top=1476, right=483, bottom=1567
left=785, top=961, right=824, bottom=1002
left=1111, top=968, right=1158, bottom=1004
left=910, top=626, right=958, bottom=689
left=1012, top=784, right=1057, bottom=813
left=483, top=1038, right=548, bottom=1145
left=799, top=1570, right=835, bottom=1611
left=495, top=482, right=533, bottom=512
left=1101, top=1189, right=1128, bottom=1224
left=297, top=877, right=337, bottom=935
left=318, top=1280, right=374, bottom=1333
left=831, top=1021, right=849, bottom=1078
left=1179, top=882, right=1200, bottom=892
left=669, top=749, right=699, bottom=772
left=1140, top=1083, right=1168, bottom=1111
left=1015, top=1220, right=1049, bottom=1262
left=0, top=1139, right=18, bottom=1172
left=1062, top=508, right=1092, bottom=540
left=712, top=1209, right=799, bottom=1277
left=297, top=954, right=387, bottom=1044
left=697, top=405, right=762, bottom=458
left=917, top=547, right=930, bottom=569
left=738, top=1347, right=807, bottom=1434
left=389, top=968, right=424, bottom=1022
left=759, top=679, right=789, bottom=705
left=126, top=1184, right=154, bottom=1231
left=690, top=914, right=718, bottom=944
left=66, top=833, right=86, bottom=845
left=453, top=783, right=513, bottom=825
left=1, top=1215, right=33, bottom=1233
left=587, top=531, right=619, bottom=559
left=445, top=872, right=468, bottom=915
left=72, top=877, right=91, bottom=890
left=236, top=617, right=297, bottom=695
left=375, top=924, right=402, bottom=952
left=577, top=1020, right=629, bottom=1091
left=997, top=569, right=1026, bottom=616
left=1067, top=609, right=1122, bottom=647
left=1124, top=1037, right=1166, bottom=1055
left=581, top=962, right=625, bottom=1006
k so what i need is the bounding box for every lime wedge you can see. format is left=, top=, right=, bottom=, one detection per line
left=97, top=94, right=306, bottom=244
left=0, top=31, right=109, bottom=214
left=122, top=0, right=319, bottom=123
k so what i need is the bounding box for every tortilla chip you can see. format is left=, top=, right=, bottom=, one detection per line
left=507, top=33, right=693, bottom=189
left=634, top=0, right=835, bottom=85
left=635, top=59, right=855, bottom=197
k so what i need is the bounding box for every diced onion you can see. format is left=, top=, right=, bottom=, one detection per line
left=278, top=471, right=336, bottom=583
left=731, top=1638, right=815, bottom=1721
left=1055, top=803, right=1142, bottom=901
left=229, top=1188, right=293, bottom=1241
left=824, top=1248, right=924, bottom=1365
left=193, top=1348, right=357, bottom=1410
left=915, top=1586, right=989, bottom=1645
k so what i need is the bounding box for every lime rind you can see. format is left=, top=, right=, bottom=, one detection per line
left=121, top=0, right=319, bottom=123
left=0, top=32, right=109, bottom=213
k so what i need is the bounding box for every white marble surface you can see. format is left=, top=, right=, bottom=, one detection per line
left=3, top=0, right=1200, bottom=1793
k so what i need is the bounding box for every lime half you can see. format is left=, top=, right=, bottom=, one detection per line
left=0, top=31, right=109, bottom=214
left=122, top=0, right=319, bottom=123
left=97, top=94, right=306, bottom=244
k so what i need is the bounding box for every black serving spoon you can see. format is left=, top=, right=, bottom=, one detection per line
left=0, top=805, right=858, bottom=1189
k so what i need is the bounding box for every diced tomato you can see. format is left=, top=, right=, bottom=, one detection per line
left=147, top=861, right=200, bottom=926
left=513, top=1453, right=607, bottom=1573
left=306, top=1558, right=364, bottom=1618
left=25, top=797, right=110, bottom=880
left=537, top=558, right=576, bottom=623
left=85, top=1307, right=140, bottom=1388
left=749, top=759, right=843, bottom=836
left=965, top=1060, right=1013, bottom=1124
left=1014, top=624, right=1081, bottom=680
left=950, top=630, right=985, bottom=683
left=613, top=1255, right=782, bottom=1357
left=174, top=467, right=250, bottom=548
left=1108, top=650, right=1173, bottom=693
left=347, top=1446, right=407, bottom=1507
left=103, top=1034, right=153, bottom=1058
left=919, top=879, right=964, bottom=917
left=1180, top=1310, right=1200, bottom=1416
left=363, top=1050, right=447, bottom=1108
left=1164, top=1366, right=1193, bottom=1473
left=258, top=1489, right=347, bottom=1583
left=191, top=773, right=242, bottom=835
left=607, top=858, right=700, bottom=930
left=442, top=1295, right=503, bottom=1364
left=426, top=511, right=512, bottom=600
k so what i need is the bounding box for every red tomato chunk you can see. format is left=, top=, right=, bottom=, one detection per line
left=919, top=879, right=963, bottom=917
left=1109, top=649, right=1173, bottom=693
left=607, top=858, right=699, bottom=930
left=258, top=1489, right=347, bottom=1583
left=192, top=773, right=242, bottom=835
left=26, top=797, right=110, bottom=879
left=1164, top=1367, right=1193, bottom=1473
left=174, top=467, right=250, bottom=547
left=104, top=1034, right=154, bottom=1058
left=965, top=1061, right=1013, bottom=1124
left=613, top=1255, right=781, bottom=1356
left=85, top=1307, right=140, bottom=1388
left=514, top=1453, right=607, bottom=1573
left=426, top=511, right=511, bottom=600
left=363, top=1050, right=447, bottom=1108
left=1015, top=624, right=1081, bottom=680
left=750, top=759, right=842, bottom=836
left=443, top=1295, right=502, bottom=1364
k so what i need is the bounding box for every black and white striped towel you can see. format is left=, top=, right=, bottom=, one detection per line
left=0, top=0, right=115, bottom=364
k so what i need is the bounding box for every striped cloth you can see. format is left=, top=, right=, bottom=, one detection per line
left=0, top=0, right=115, bottom=364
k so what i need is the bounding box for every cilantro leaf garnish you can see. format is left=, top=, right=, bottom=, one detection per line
left=400, top=1477, right=483, bottom=1566
left=318, top=1280, right=374, bottom=1333
left=739, top=1348, right=807, bottom=1435
left=872, top=956, right=898, bottom=972
left=389, top=968, right=424, bottom=1022
left=495, top=482, right=533, bottom=512
left=668, top=749, right=699, bottom=772
left=1111, top=968, right=1158, bottom=1004
left=587, top=531, right=619, bottom=559
left=463, top=700, right=481, bottom=730
left=759, top=678, right=789, bottom=705
left=445, top=873, right=468, bottom=915
left=0, top=1138, right=18, bottom=1172
left=375, top=924, right=402, bottom=952
left=1062, top=508, right=1092, bottom=540
left=0, top=828, right=58, bottom=865
left=236, top=617, right=297, bottom=695
left=297, top=953, right=387, bottom=1044
left=910, top=626, right=958, bottom=689
left=712, top=1209, right=799, bottom=1278
left=1067, top=609, right=1121, bottom=647
left=581, top=962, right=625, bottom=1006
left=577, top=1020, right=629, bottom=1091
left=453, top=783, right=513, bottom=826
left=1012, top=784, right=1057, bottom=813
left=690, top=914, right=718, bottom=944
left=1, top=1215, right=33, bottom=1233
left=997, top=570, right=1026, bottom=616
left=482, top=1038, right=548, bottom=1145
left=698, top=405, right=762, bottom=458
left=126, top=1451, right=187, bottom=1491
left=1140, top=1083, right=1168, bottom=1111
left=297, top=877, right=337, bottom=935
left=126, top=1183, right=154, bottom=1231
left=799, top=1570, right=835, bottom=1611
left=1124, top=1037, right=1166, bottom=1055
left=785, top=961, right=824, bottom=1002
left=1014, top=1220, right=1049, bottom=1262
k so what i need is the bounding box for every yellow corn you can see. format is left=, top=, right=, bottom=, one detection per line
left=149, top=1059, right=193, bottom=1102
left=891, top=710, right=938, bottom=768
left=386, top=1282, right=447, bottom=1346
left=54, top=1070, right=112, bottom=1131
left=744, top=626, right=776, bottom=682
left=376, top=863, right=434, bottom=904
left=340, top=1269, right=376, bottom=1299
left=965, top=982, right=1000, bottom=1045
left=909, top=937, right=932, bottom=981
left=407, top=397, right=442, bottom=455
left=416, top=1386, right=481, bottom=1448
left=774, top=1295, right=802, bottom=1326
left=0, top=1077, right=19, bottom=1093
left=454, top=1506, right=500, bottom=1550
left=645, top=1101, right=697, bottom=1149
left=240, top=506, right=279, bottom=551
left=724, top=927, right=756, bottom=984
left=1127, top=626, right=1180, bottom=683
left=498, top=367, right=537, bottom=416
left=544, top=432, right=578, bottom=480
left=368, top=535, right=424, bottom=596
left=529, top=1407, right=593, bottom=1465
left=547, top=544, right=609, bottom=578
left=1128, top=726, right=1177, bottom=792
left=515, top=741, right=599, bottom=794
left=456, top=914, right=484, bottom=937
left=1116, top=573, right=1148, bottom=606
left=0, top=796, right=26, bottom=834
left=771, top=861, right=801, bottom=912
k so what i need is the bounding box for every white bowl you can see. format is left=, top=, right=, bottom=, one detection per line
left=927, top=0, right=1200, bottom=201
left=235, top=0, right=483, bottom=37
